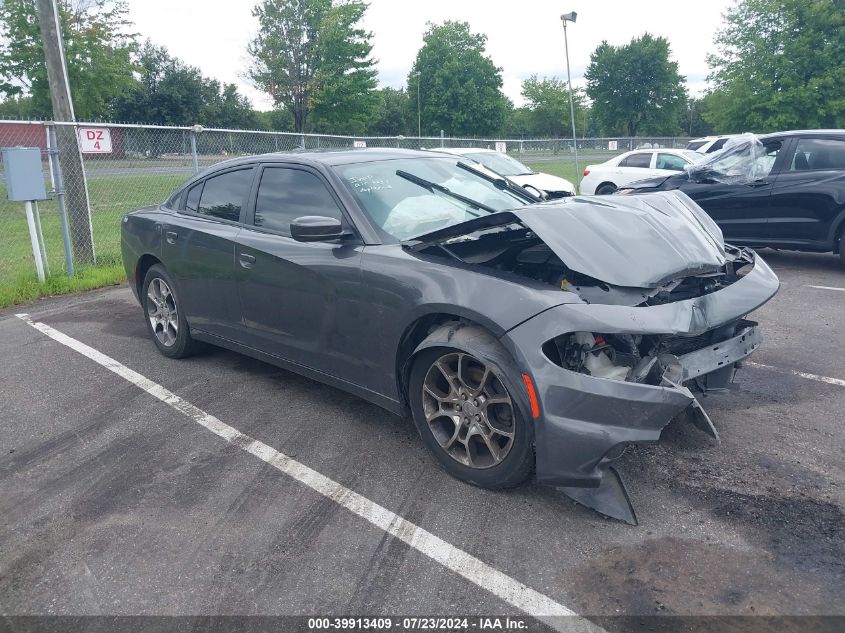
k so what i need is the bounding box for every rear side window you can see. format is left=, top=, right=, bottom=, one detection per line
left=655, top=153, right=688, bottom=171
left=253, top=167, right=343, bottom=235
left=196, top=168, right=254, bottom=222
left=620, top=153, right=651, bottom=168
left=686, top=141, right=706, bottom=151
left=790, top=138, right=845, bottom=171
left=185, top=183, right=202, bottom=213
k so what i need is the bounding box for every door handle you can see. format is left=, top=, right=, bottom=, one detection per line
left=165, top=231, right=178, bottom=244
left=239, top=252, right=256, bottom=269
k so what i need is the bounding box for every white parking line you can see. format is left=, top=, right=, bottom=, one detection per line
left=746, top=361, right=845, bottom=388
left=807, top=285, right=845, bottom=292
left=15, top=313, right=601, bottom=633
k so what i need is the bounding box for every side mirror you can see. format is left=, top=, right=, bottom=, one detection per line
left=290, top=215, right=347, bottom=242
left=522, top=184, right=547, bottom=200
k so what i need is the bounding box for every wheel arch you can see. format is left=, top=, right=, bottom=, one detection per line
left=135, top=254, right=162, bottom=299
left=595, top=181, right=618, bottom=194
left=395, top=313, right=499, bottom=413
left=395, top=315, right=531, bottom=422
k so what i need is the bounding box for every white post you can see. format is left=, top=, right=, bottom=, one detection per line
left=25, top=201, right=47, bottom=283
left=33, top=201, right=50, bottom=277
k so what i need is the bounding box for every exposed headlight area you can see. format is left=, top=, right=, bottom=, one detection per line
left=542, top=320, right=761, bottom=389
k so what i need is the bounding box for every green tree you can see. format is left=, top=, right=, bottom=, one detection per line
left=255, top=108, right=296, bottom=131
left=704, top=0, right=845, bottom=132
left=112, top=41, right=257, bottom=128
left=0, top=0, right=137, bottom=119
left=370, top=87, right=412, bottom=136
left=585, top=33, right=687, bottom=136
left=520, top=75, right=588, bottom=137
left=501, top=106, right=534, bottom=138
left=680, top=96, right=714, bottom=137
left=248, top=0, right=378, bottom=133
left=408, top=21, right=508, bottom=136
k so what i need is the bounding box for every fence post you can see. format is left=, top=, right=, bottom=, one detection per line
left=440, top=130, right=444, bottom=148
left=46, top=123, right=75, bottom=276
left=53, top=123, right=95, bottom=264
left=189, top=129, right=199, bottom=174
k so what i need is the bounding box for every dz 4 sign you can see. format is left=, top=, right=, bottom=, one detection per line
left=78, top=127, right=113, bottom=153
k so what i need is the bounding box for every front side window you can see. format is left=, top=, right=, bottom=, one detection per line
left=655, top=153, right=688, bottom=171
left=196, top=168, right=254, bottom=222
left=790, top=138, right=845, bottom=171
left=708, top=141, right=782, bottom=179
left=620, top=153, right=652, bottom=168
left=254, top=167, right=344, bottom=235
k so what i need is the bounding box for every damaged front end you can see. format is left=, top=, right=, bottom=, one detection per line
left=408, top=191, right=779, bottom=524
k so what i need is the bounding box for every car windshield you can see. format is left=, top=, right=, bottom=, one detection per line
left=464, top=152, right=534, bottom=177
left=335, top=157, right=529, bottom=241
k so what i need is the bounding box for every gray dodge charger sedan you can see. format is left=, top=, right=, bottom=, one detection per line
left=121, top=148, right=779, bottom=524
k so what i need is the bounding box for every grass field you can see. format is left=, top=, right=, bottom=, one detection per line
left=0, top=173, right=188, bottom=307
left=1, top=157, right=581, bottom=308
left=524, top=159, right=581, bottom=190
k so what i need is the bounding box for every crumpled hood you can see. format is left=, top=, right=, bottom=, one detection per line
left=509, top=172, right=576, bottom=195
left=514, top=191, right=727, bottom=287
left=410, top=190, right=728, bottom=289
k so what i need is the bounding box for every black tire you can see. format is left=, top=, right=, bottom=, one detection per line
left=596, top=183, right=617, bottom=195
left=141, top=264, right=200, bottom=358
left=408, top=343, right=534, bottom=489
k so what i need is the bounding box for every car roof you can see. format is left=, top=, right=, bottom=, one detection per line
left=201, top=147, right=442, bottom=171
left=622, top=148, right=696, bottom=155
left=435, top=147, right=496, bottom=155
left=757, top=129, right=845, bottom=139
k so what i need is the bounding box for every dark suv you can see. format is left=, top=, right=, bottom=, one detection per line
left=619, top=130, right=845, bottom=264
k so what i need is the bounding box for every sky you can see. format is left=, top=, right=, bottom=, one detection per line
left=126, top=0, right=737, bottom=111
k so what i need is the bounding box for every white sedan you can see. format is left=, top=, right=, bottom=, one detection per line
left=580, top=149, right=702, bottom=195
left=435, top=147, right=576, bottom=198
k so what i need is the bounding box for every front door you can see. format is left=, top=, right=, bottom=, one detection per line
left=235, top=164, right=364, bottom=380
left=766, top=136, right=845, bottom=247
left=681, top=139, right=786, bottom=243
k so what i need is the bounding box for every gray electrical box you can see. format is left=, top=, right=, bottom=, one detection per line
left=2, top=147, right=48, bottom=201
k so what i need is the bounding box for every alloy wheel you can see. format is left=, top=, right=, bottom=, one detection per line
left=146, top=278, right=179, bottom=347
left=421, top=352, right=515, bottom=469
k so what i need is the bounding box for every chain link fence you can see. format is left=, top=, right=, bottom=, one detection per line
left=0, top=119, right=692, bottom=303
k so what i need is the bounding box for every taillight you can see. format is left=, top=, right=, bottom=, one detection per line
left=583, top=169, right=590, bottom=176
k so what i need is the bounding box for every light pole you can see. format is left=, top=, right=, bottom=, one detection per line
left=561, top=11, right=580, bottom=192
left=413, top=71, right=421, bottom=137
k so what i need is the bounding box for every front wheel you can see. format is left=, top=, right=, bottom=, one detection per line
left=408, top=346, right=534, bottom=489
left=141, top=264, right=200, bottom=358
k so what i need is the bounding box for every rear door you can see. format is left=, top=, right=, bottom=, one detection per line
left=614, top=152, right=656, bottom=187
left=235, top=163, right=364, bottom=380
left=680, top=139, right=786, bottom=243
left=163, top=165, right=255, bottom=341
left=765, top=136, right=845, bottom=248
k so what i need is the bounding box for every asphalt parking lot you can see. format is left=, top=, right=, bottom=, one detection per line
left=1, top=249, right=843, bottom=632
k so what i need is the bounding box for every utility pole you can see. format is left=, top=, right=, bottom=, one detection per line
left=561, top=11, right=580, bottom=192
left=36, top=0, right=95, bottom=264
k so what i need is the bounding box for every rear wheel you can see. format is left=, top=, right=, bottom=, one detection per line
left=596, top=183, right=617, bottom=195
left=141, top=264, right=200, bottom=358
left=409, top=344, right=534, bottom=489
